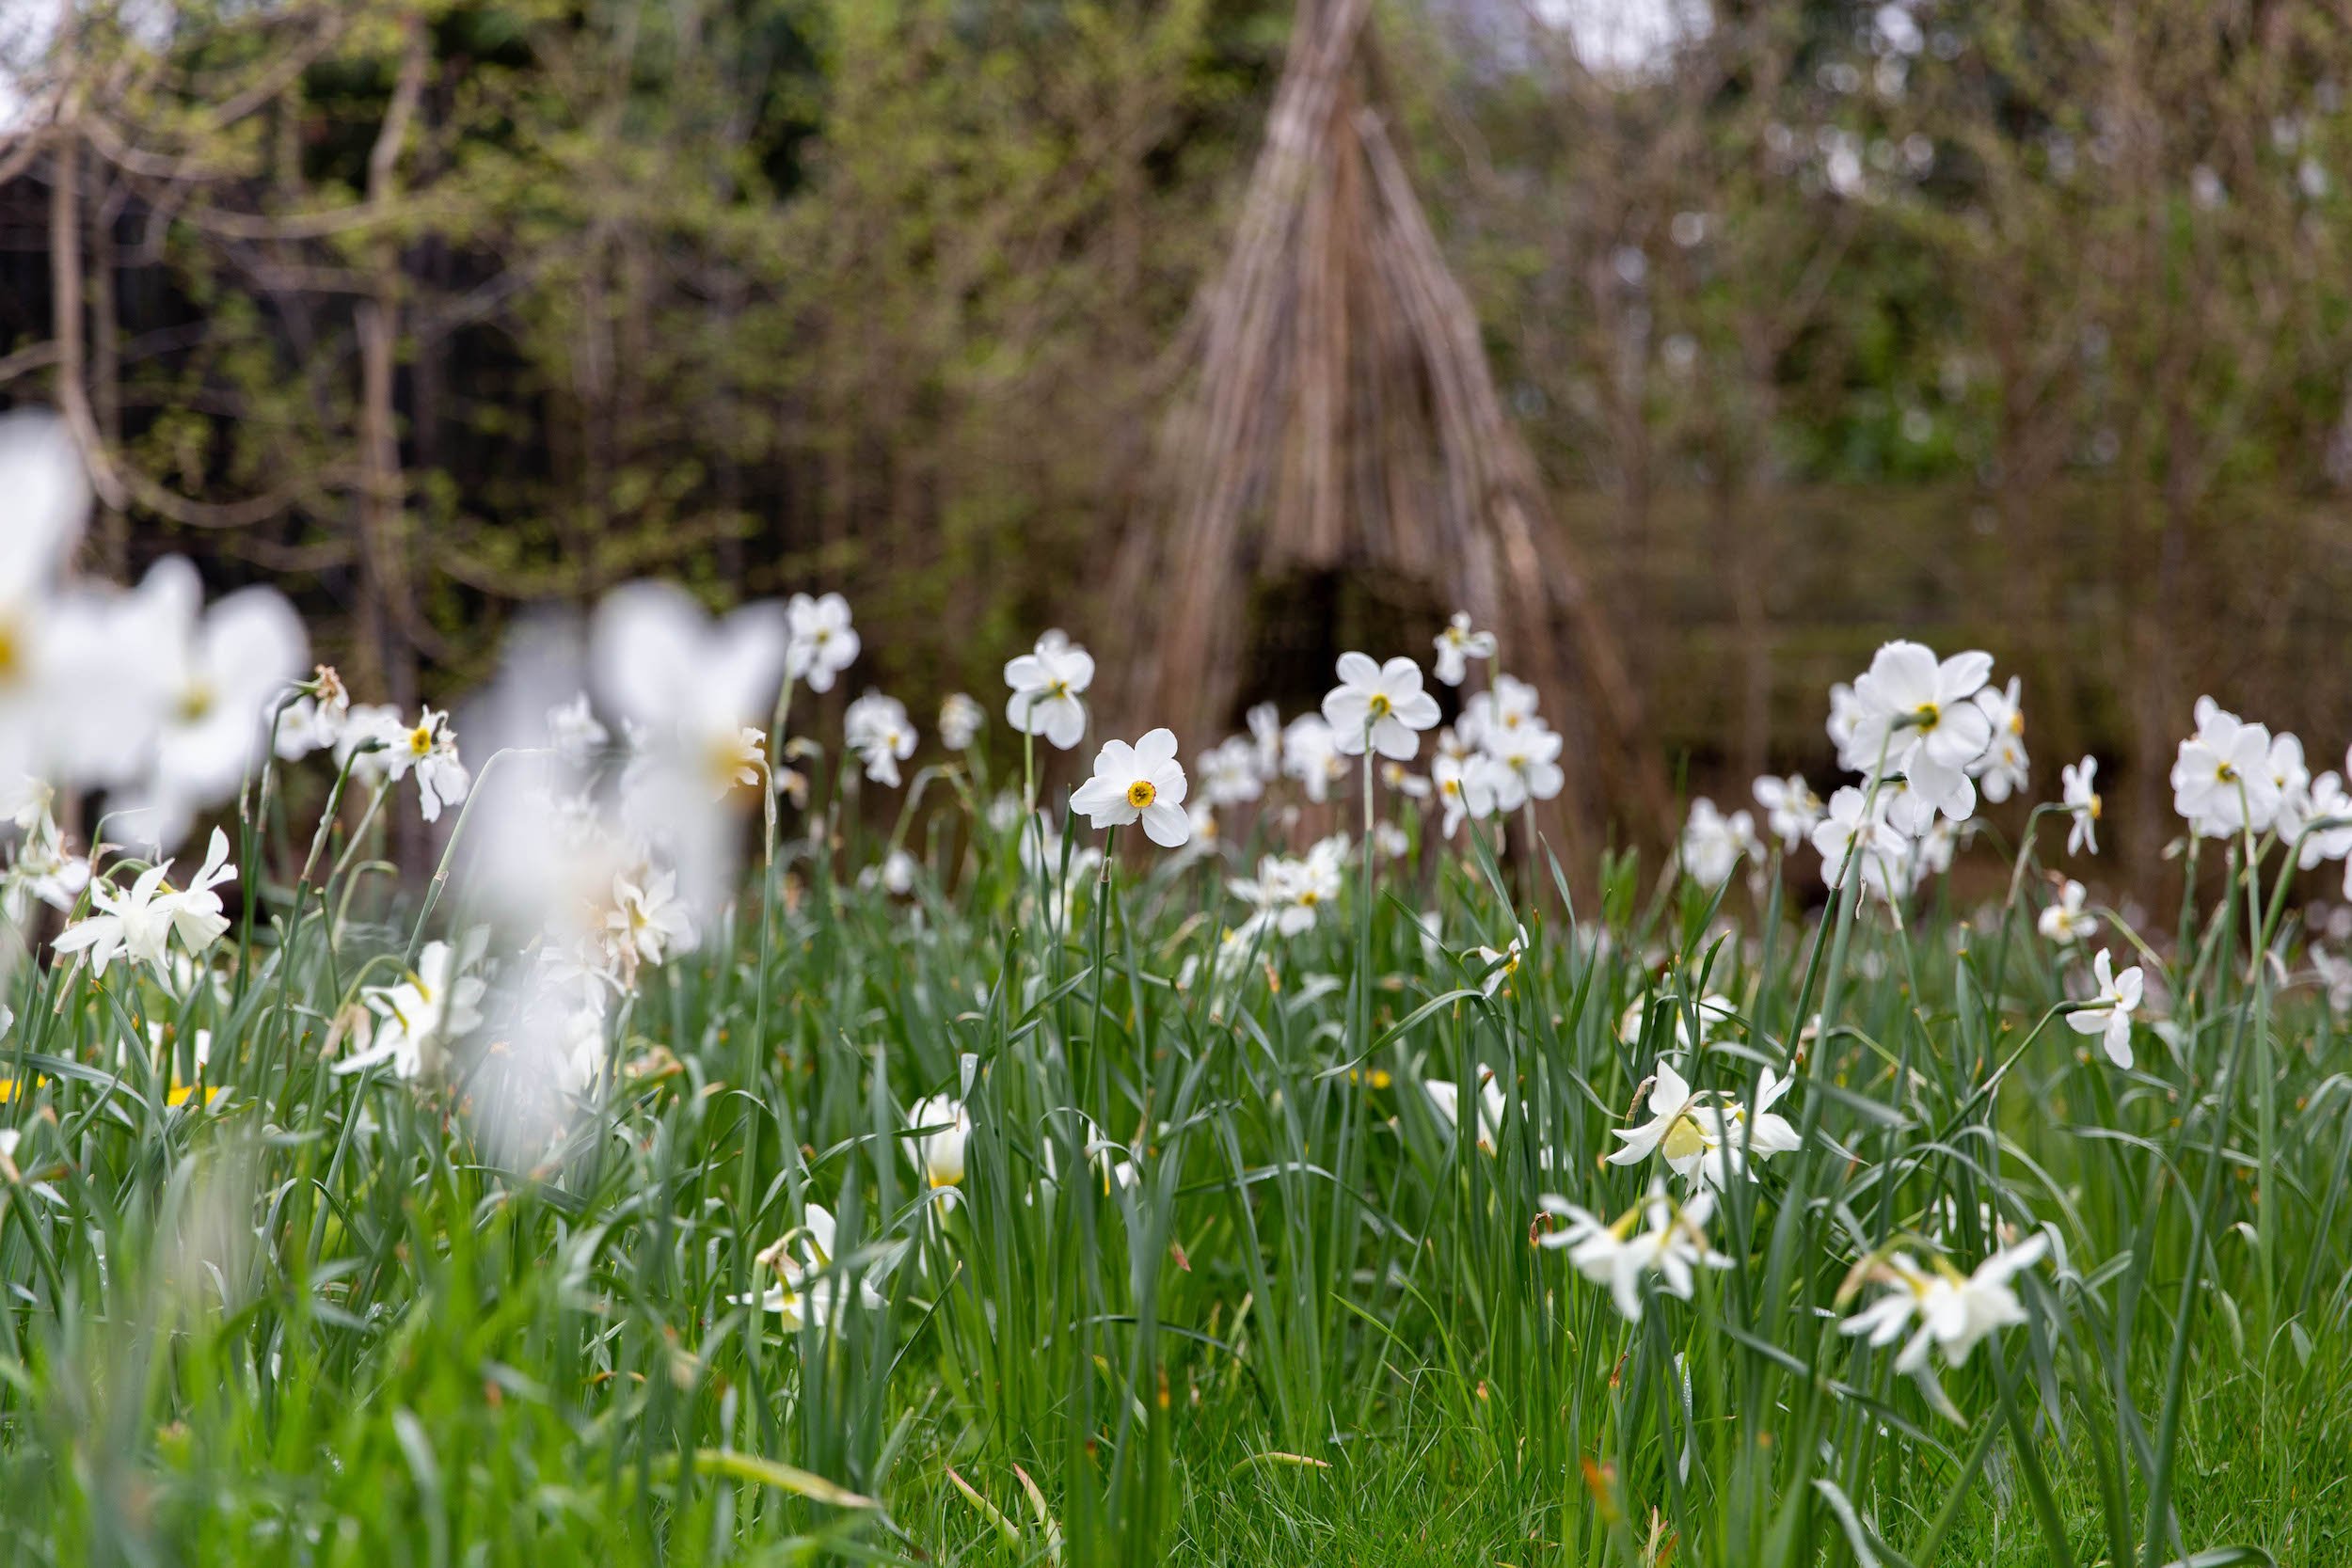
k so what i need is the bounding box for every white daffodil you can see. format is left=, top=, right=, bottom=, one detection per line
left=604, top=866, right=696, bottom=982
left=1972, top=677, right=2029, bottom=803
left=1071, top=728, right=1191, bottom=847
left=1840, top=1233, right=2047, bottom=1374
left=1432, top=752, right=1499, bottom=839
left=1849, top=641, right=1995, bottom=774
left=276, top=667, right=353, bottom=762
left=909, top=1094, right=972, bottom=1190
left=1459, top=673, right=1541, bottom=752
left=1281, top=714, right=1346, bottom=803
left=1003, top=629, right=1092, bottom=750
left=858, top=847, right=918, bottom=896
left=2066, top=947, right=2142, bottom=1068
left=2038, top=879, right=2096, bottom=944
left=1424, top=1069, right=1508, bottom=1154
left=783, top=592, right=860, bottom=694
left=2296, top=762, right=2352, bottom=870
left=2060, top=756, right=2102, bottom=855
left=2263, top=732, right=2315, bottom=841
left=0, top=413, right=91, bottom=782
left=1247, top=702, right=1282, bottom=779
left=1605, top=1057, right=1799, bottom=1191
left=1812, top=785, right=1905, bottom=892
left=53, top=829, right=236, bottom=975
left=1378, top=760, right=1431, bottom=801
left=1616, top=991, right=1737, bottom=1052
left=1323, top=653, right=1441, bottom=761
left=1680, top=798, right=1763, bottom=889
left=2170, top=698, right=2280, bottom=839
left=336, top=939, right=487, bottom=1081
left=1536, top=1184, right=1728, bottom=1322
left=938, top=692, right=984, bottom=751
left=120, top=558, right=308, bottom=848
left=1197, top=736, right=1263, bottom=807
left=1474, top=925, right=1529, bottom=999
left=845, top=691, right=917, bottom=788
left=592, top=580, right=787, bottom=800
left=1373, top=820, right=1408, bottom=861
left=1753, top=773, right=1824, bottom=851
left=1483, top=722, right=1565, bottom=811
left=383, top=707, right=470, bottom=823
left=732, top=1202, right=885, bottom=1331
left=1431, top=611, right=1498, bottom=687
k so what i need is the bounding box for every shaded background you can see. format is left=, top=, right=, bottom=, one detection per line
left=6, top=0, right=2351, bottom=886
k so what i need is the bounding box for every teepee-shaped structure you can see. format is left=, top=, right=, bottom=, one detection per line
left=1107, top=0, right=1669, bottom=846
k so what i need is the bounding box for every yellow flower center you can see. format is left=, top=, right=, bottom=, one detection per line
left=2008, top=711, right=2024, bottom=736
left=2217, top=763, right=2237, bottom=784
left=177, top=683, right=216, bottom=724
left=1914, top=702, right=1940, bottom=730
left=407, top=725, right=435, bottom=756
left=2088, top=792, right=2103, bottom=819
left=0, top=619, right=18, bottom=682
left=1368, top=693, right=1392, bottom=718
left=1660, top=1113, right=1709, bottom=1164
left=1125, top=779, right=1157, bottom=809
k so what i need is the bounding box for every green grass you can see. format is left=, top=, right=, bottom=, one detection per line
left=3, top=771, right=2349, bottom=1567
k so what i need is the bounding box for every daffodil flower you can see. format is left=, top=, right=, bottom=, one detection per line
left=2038, top=879, right=2096, bottom=944
left=1536, top=1184, right=1728, bottom=1321
left=2060, top=756, right=2102, bottom=855
left=1840, top=1233, right=2047, bottom=1374
left=1003, top=629, right=1092, bottom=750
left=784, top=592, right=860, bottom=694
left=1431, top=611, right=1497, bottom=688
left=1070, top=728, right=1191, bottom=847
left=2065, top=948, right=2142, bottom=1068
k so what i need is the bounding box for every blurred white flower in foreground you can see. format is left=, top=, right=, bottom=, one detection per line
left=908, top=1094, right=972, bottom=1191
left=1071, top=728, right=1190, bottom=847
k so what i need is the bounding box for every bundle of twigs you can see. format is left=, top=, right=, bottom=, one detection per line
left=1108, top=0, right=1669, bottom=847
